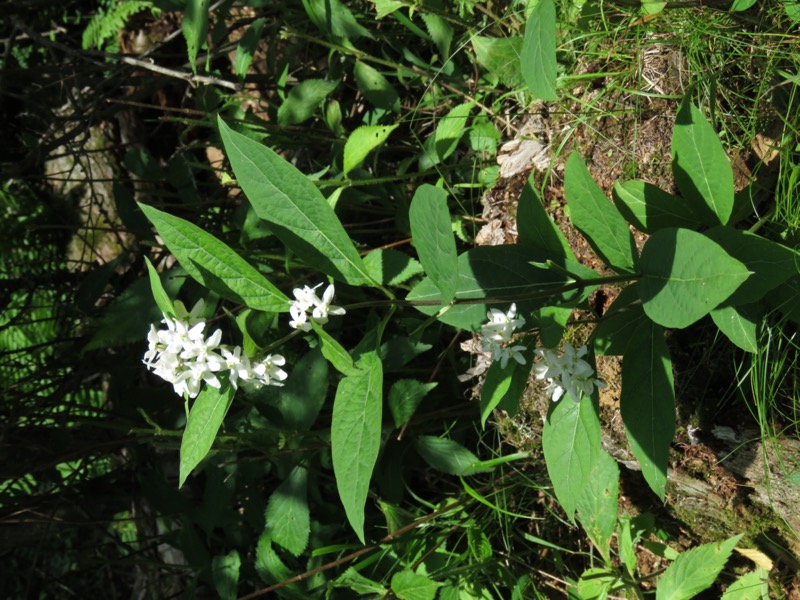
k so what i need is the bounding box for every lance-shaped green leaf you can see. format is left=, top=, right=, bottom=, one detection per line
left=521, top=0, right=558, bottom=101
left=480, top=348, right=533, bottom=427
left=388, top=379, right=437, bottom=428
left=407, top=245, right=598, bottom=331
left=638, top=228, right=751, bottom=328
left=344, top=124, right=398, bottom=175
left=434, top=101, right=474, bottom=161
left=704, top=226, right=799, bottom=305
left=179, top=383, right=236, bottom=487
left=517, top=174, right=575, bottom=261
left=139, top=204, right=289, bottom=312
left=182, top=0, right=209, bottom=72
left=145, top=257, right=176, bottom=317
left=672, top=103, right=735, bottom=226
left=656, top=535, right=742, bottom=600
left=353, top=61, right=399, bottom=110
left=542, top=394, right=603, bottom=520
left=612, top=180, right=701, bottom=233
left=576, top=450, right=619, bottom=565
left=277, top=78, right=339, bottom=127
left=409, top=184, right=459, bottom=304
left=312, top=321, right=360, bottom=376
left=218, top=117, right=372, bottom=286
left=711, top=303, right=761, bottom=353
left=565, top=153, right=637, bottom=273
left=332, top=351, right=383, bottom=543
left=621, top=321, right=674, bottom=499
left=414, top=436, right=490, bottom=476
left=265, top=466, right=310, bottom=556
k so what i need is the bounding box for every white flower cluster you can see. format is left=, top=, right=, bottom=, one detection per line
left=533, top=343, right=606, bottom=402
left=143, top=300, right=287, bottom=398
left=288, top=283, right=345, bottom=332
left=478, top=303, right=527, bottom=369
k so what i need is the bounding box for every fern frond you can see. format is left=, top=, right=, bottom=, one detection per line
left=82, top=0, right=156, bottom=51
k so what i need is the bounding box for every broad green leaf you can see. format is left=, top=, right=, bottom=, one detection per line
left=480, top=352, right=532, bottom=427
left=787, top=0, right=800, bottom=21
left=332, top=351, right=383, bottom=542
left=722, top=568, right=770, bottom=599
left=373, top=0, right=404, bottom=18
left=730, top=0, right=758, bottom=10
left=274, top=349, right=329, bottom=430
left=472, top=36, right=523, bottom=87
left=353, top=61, right=400, bottom=110
left=211, top=550, right=240, bottom=600
left=139, top=204, right=289, bottom=312
left=277, top=78, right=339, bottom=127
left=391, top=569, right=441, bottom=600
left=593, top=285, right=649, bottom=356
left=542, top=394, right=602, bottom=520
left=434, top=102, right=474, bottom=161
left=517, top=174, right=575, bottom=261
left=344, top=124, right=398, bottom=175
left=234, top=18, right=265, bottom=79
left=672, top=103, right=735, bottom=226
left=145, top=257, right=176, bottom=317
left=577, top=568, right=617, bottom=599
left=711, top=303, right=761, bottom=353
left=311, top=321, right=360, bottom=376
left=218, top=118, right=372, bottom=286
left=407, top=245, right=598, bottom=331
left=469, top=115, right=501, bottom=155
left=420, top=12, right=453, bottom=58
left=641, top=0, right=667, bottom=14
left=363, top=249, right=423, bottom=286
left=576, top=451, right=619, bottom=564
left=656, top=535, right=742, bottom=600
left=303, top=0, right=371, bottom=39
left=638, top=228, right=751, bottom=329
left=704, top=226, right=799, bottom=305
left=409, top=184, right=459, bottom=304
left=530, top=305, right=571, bottom=348
left=388, top=379, right=437, bottom=427
left=612, top=180, right=701, bottom=233
left=621, top=321, right=674, bottom=499
left=255, top=536, right=297, bottom=590
left=415, top=436, right=489, bottom=476
left=565, top=153, right=636, bottom=272
left=179, top=383, right=236, bottom=487
left=182, top=0, right=209, bottom=72
left=521, top=0, right=558, bottom=101
left=265, top=466, right=310, bottom=556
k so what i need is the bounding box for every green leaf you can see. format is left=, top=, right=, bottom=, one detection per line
left=656, top=535, right=742, bottom=600
left=218, top=117, right=372, bottom=286
left=433, top=102, right=474, bottom=161
left=517, top=174, right=575, bottom=261
left=182, top=0, right=209, bottom=72
left=639, top=228, right=751, bottom=329
left=388, top=379, right=437, bottom=428
left=331, top=568, right=388, bottom=596
left=565, top=153, right=636, bottom=272
left=332, top=351, right=383, bottom=543
left=407, top=245, right=598, bottom=330
left=730, top=0, right=758, bottom=10
left=711, top=303, right=761, bottom=353
left=641, top=0, right=667, bottom=14
left=576, top=450, right=619, bottom=564
left=144, top=257, right=176, bottom=317
left=234, top=18, right=265, bottom=79
left=766, top=275, right=800, bottom=324
left=274, top=349, right=329, bottom=430
left=415, top=436, right=489, bottom=476
left=542, top=395, right=603, bottom=520
left=211, top=549, right=240, bottom=600
left=391, top=569, right=441, bottom=600
left=255, top=536, right=296, bottom=589
left=310, top=321, right=359, bottom=376
left=722, top=568, right=770, bottom=599
left=179, top=383, right=236, bottom=487
left=472, top=36, right=523, bottom=87
left=363, top=249, right=423, bottom=286
left=353, top=60, right=400, bottom=110
left=139, top=204, right=289, bottom=312
left=672, top=103, right=735, bottom=226
left=409, top=184, right=459, bottom=304
left=277, top=79, right=339, bottom=126
left=420, top=12, right=453, bottom=58
left=593, top=285, right=649, bottom=356
left=612, top=180, right=701, bottom=233
left=480, top=351, right=533, bottom=427
left=704, top=226, right=799, bottom=305
left=344, top=124, right=398, bottom=175
left=265, top=466, right=310, bottom=556
left=521, top=0, right=558, bottom=101
left=303, top=0, right=371, bottom=39
left=621, top=321, right=674, bottom=499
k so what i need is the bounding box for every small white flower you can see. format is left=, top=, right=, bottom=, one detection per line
left=288, top=282, right=345, bottom=330
left=250, top=354, right=288, bottom=387
left=221, top=346, right=252, bottom=390
left=533, top=343, right=606, bottom=402
left=476, top=303, right=526, bottom=369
